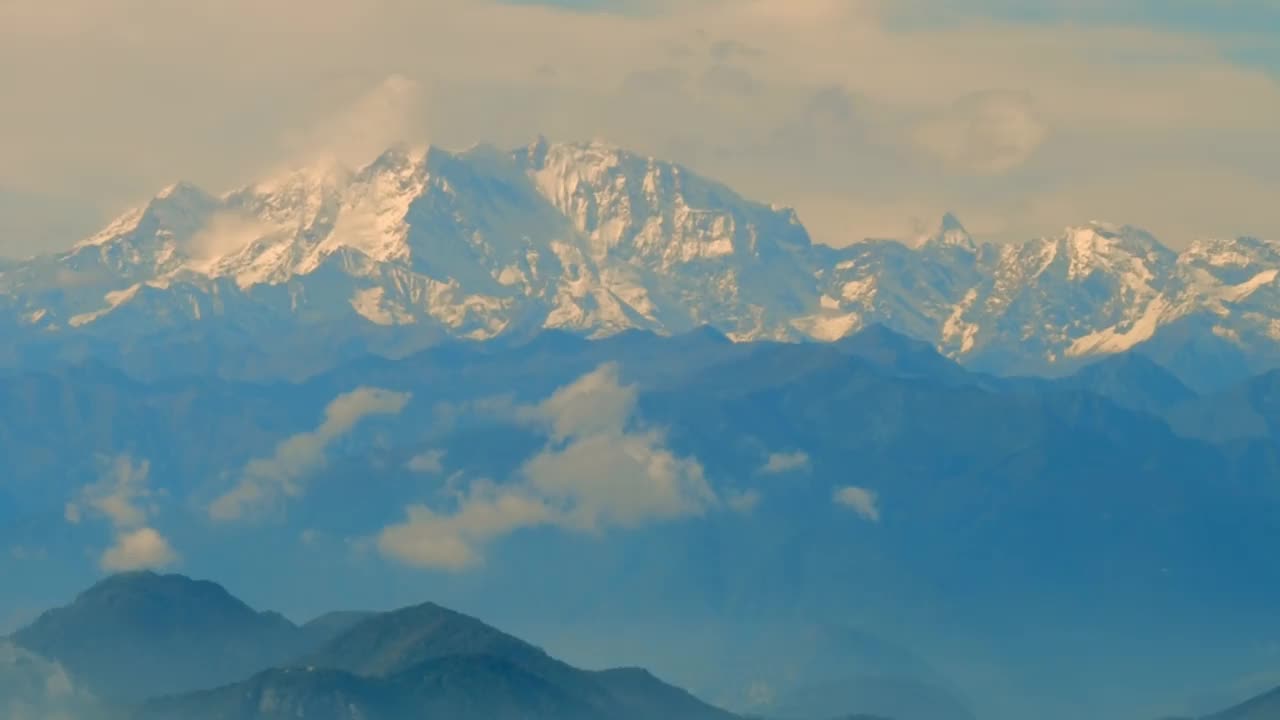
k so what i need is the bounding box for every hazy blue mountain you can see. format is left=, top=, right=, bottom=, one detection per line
left=298, top=611, right=379, bottom=652
left=1170, top=369, right=1280, bottom=446
left=9, top=572, right=315, bottom=702
left=119, top=580, right=739, bottom=720
left=3, top=327, right=1280, bottom=719
left=134, top=659, right=604, bottom=720
left=1055, top=352, right=1199, bottom=417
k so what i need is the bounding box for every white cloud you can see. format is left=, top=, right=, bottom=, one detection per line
left=527, top=363, right=637, bottom=441
left=186, top=210, right=280, bottom=267
left=407, top=449, right=446, bottom=474
left=69, top=454, right=182, bottom=571
left=523, top=429, right=714, bottom=531
left=760, top=450, right=811, bottom=474
left=100, top=527, right=178, bottom=572
left=74, top=454, right=152, bottom=529
left=379, top=485, right=555, bottom=570
left=833, top=485, right=881, bottom=522
left=378, top=364, right=717, bottom=570
left=210, top=386, right=410, bottom=521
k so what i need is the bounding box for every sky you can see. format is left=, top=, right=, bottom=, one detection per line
left=0, top=0, right=1277, bottom=257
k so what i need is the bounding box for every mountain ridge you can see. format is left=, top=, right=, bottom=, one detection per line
left=9, top=571, right=743, bottom=720
left=3, top=138, right=1280, bottom=387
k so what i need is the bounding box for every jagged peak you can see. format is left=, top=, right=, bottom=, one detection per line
left=154, top=181, right=208, bottom=201
left=364, top=141, right=427, bottom=171
left=911, top=211, right=976, bottom=252
left=1053, top=221, right=1170, bottom=258
left=938, top=211, right=967, bottom=234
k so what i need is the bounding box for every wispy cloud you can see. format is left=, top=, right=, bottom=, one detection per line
left=210, top=387, right=411, bottom=521
left=759, top=450, right=810, bottom=475
left=379, top=364, right=717, bottom=570
left=407, top=449, right=447, bottom=474
left=833, top=485, right=881, bottom=522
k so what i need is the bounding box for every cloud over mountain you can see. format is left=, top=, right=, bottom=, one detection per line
left=379, top=364, right=715, bottom=569
left=211, top=387, right=411, bottom=521
left=66, top=455, right=178, bottom=572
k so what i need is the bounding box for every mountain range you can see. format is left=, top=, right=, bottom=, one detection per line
left=4, top=324, right=1280, bottom=719
left=5, top=137, right=1280, bottom=720
left=2, top=572, right=751, bottom=720
left=3, top=138, right=1280, bottom=389
left=3, top=572, right=1278, bottom=720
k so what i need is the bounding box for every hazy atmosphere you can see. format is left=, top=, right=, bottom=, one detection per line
left=4, top=3, right=1280, bottom=720
left=2, top=0, right=1279, bottom=256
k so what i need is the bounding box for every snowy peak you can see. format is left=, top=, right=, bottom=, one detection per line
left=915, top=212, right=977, bottom=252
left=516, top=138, right=810, bottom=265
left=7, top=138, right=1280, bottom=379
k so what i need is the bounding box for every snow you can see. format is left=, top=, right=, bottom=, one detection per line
left=350, top=287, right=415, bottom=326
left=74, top=208, right=145, bottom=249
left=1066, top=296, right=1170, bottom=357
left=791, top=311, right=862, bottom=341
left=941, top=289, right=980, bottom=354
left=12, top=137, right=1280, bottom=370
left=68, top=283, right=143, bottom=327
left=1218, top=269, right=1278, bottom=303
left=840, top=277, right=877, bottom=303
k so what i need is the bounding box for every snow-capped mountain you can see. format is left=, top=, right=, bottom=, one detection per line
left=2, top=137, right=1279, bottom=383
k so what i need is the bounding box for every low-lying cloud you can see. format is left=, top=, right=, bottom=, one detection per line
left=379, top=364, right=717, bottom=569
left=66, top=455, right=179, bottom=572
left=210, top=386, right=410, bottom=522
left=0, top=640, right=92, bottom=720
left=101, top=528, right=177, bottom=572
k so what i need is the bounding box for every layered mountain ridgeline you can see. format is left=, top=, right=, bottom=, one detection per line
left=7, top=560, right=1278, bottom=720
left=9, top=571, right=341, bottom=702
left=2, top=139, right=1280, bottom=388
left=7, top=327, right=1280, bottom=620
left=4, top=326, right=1280, bottom=718
left=5, top=572, right=745, bottom=720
